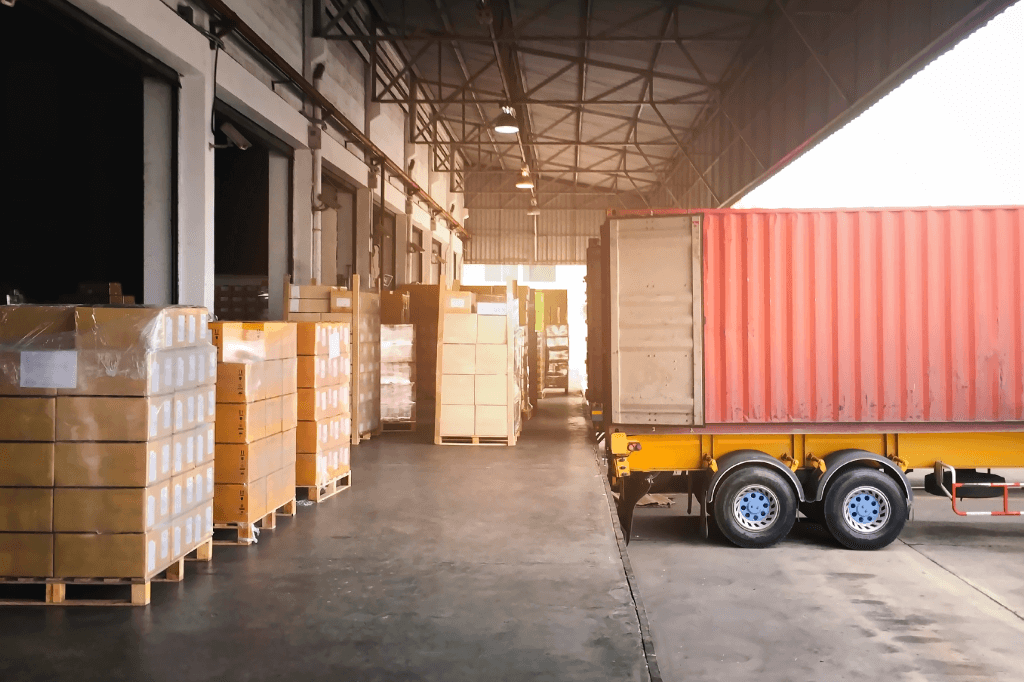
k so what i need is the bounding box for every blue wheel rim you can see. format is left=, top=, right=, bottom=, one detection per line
left=841, top=486, right=890, bottom=534
left=732, top=484, right=780, bottom=531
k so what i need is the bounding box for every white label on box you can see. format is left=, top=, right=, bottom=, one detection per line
left=163, top=358, right=172, bottom=391
left=150, top=405, right=159, bottom=438
left=206, top=426, right=214, bottom=454
left=196, top=394, right=204, bottom=425
left=186, top=477, right=194, bottom=506
left=334, top=296, right=351, bottom=309
left=206, top=467, right=213, bottom=499
left=147, top=494, right=156, bottom=528
left=177, top=315, right=186, bottom=344
left=162, top=444, right=171, bottom=475
left=173, top=526, right=181, bottom=559
left=200, top=316, right=208, bottom=343
left=328, top=331, right=341, bottom=359
left=174, top=401, right=183, bottom=432
left=174, top=483, right=182, bottom=515
left=319, top=358, right=327, bottom=379
left=152, top=363, right=161, bottom=394
left=449, top=298, right=466, bottom=309
left=19, top=351, right=77, bottom=389
left=319, top=424, right=328, bottom=444
left=161, top=487, right=169, bottom=517
left=189, top=316, right=196, bottom=345
left=164, top=318, right=173, bottom=350
left=161, top=398, right=172, bottom=431
left=174, top=442, right=183, bottom=473
left=187, top=396, right=195, bottom=426
left=148, top=447, right=158, bottom=483
left=188, top=355, right=197, bottom=383
left=176, top=357, right=185, bottom=388
left=196, top=433, right=205, bottom=464
left=289, top=299, right=300, bottom=312
left=193, top=511, right=201, bottom=540
left=161, top=529, right=170, bottom=560
left=148, top=540, right=156, bottom=573
left=207, top=389, right=215, bottom=418
left=186, top=435, right=195, bottom=466
left=198, top=353, right=206, bottom=384
left=186, top=517, right=194, bottom=547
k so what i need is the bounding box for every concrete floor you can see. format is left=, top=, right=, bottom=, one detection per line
left=0, top=397, right=647, bottom=682
left=628, top=473, right=1024, bottom=681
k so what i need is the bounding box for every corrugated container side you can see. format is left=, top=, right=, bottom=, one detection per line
left=703, top=207, right=1024, bottom=424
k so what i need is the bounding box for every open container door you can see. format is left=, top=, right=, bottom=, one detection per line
left=607, top=213, right=704, bottom=427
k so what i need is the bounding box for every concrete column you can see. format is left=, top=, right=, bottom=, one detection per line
left=292, top=148, right=313, bottom=285
left=395, top=213, right=411, bottom=286
left=354, top=187, right=373, bottom=287
left=268, top=151, right=290, bottom=319
left=142, top=77, right=174, bottom=305
left=321, top=205, right=338, bottom=286
left=177, top=73, right=214, bottom=310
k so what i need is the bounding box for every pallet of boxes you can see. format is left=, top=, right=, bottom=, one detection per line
left=285, top=276, right=379, bottom=445
left=294, top=321, right=352, bottom=503
left=435, top=286, right=524, bottom=446
left=0, top=305, right=216, bottom=606
left=210, top=322, right=298, bottom=545
left=381, top=291, right=415, bottom=431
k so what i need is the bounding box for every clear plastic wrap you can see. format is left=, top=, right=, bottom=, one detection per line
left=381, top=324, right=415, bottom=422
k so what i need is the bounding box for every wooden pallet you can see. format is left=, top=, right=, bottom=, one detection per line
left=382, top=420, right=416, bottom=431
left=0, top=542, right=211, bottom=607
left=213, top=499, right=296, bottom=545
left=298, top=470, right=352, bottom=503
left=437, top=435, right=517, bottom=446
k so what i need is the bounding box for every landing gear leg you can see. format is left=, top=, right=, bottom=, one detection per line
left=617, top=474, right=653, bottom=544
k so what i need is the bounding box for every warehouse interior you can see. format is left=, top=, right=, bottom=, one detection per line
left=1, top=0, right=1022, bottom=680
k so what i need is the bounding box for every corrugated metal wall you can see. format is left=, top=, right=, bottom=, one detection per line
left=703, top=207, right=1024, bottom=424
left=466, top=208, right=606, bottom=264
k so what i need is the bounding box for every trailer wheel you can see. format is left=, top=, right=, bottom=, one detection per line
left=713, top=467, right=797, bottom=548
left=823, top=468, right=907, bottom=550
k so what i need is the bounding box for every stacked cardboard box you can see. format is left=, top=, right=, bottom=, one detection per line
left=397, top=285, right=441, bottom=415
left=355, top=291, right=381, bottom=440
left=381, top=325, right=415, bottom=424
left=284, top=283, right=352, bottom=322
left=210, top=322, right=298, bottom=532
left=295, top=322, right=352, bottom=489
left=0, top=305, right=216, bottom=581
left=436, top=291, right=523, bottom=444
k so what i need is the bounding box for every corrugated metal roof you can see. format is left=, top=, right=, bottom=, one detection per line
left=466, top=208, right=606, bottom=264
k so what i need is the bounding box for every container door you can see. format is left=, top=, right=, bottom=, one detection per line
left=608, top=214, right=703, bottom=426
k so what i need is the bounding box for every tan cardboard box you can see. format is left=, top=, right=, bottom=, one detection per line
left=475, top=375, right=509, bottom=406
left=282, top=357, right=298, bottom=396
left=56, top=396, right=172, bottom=442
left=215, top=436, right=271, bottom=484
left=319, top=313, right=351, bottom=323
left=216, top=362, right=262, bottom=403
left=196, top=423, right=214, bottom=467
left=263, top=359, right=284, bottom=399
left=173, top=390, right=203, bottom=434
left=282, top=427, right=297, bottom=464
left=297, top=356, right=344, bottom=388
left=0, top=397, right=56, bottom=442
left=210, top=322, right=267, bottom=362
left=171, top=471, right=200, bottom=517
left=442, top=291, right=475, bottom=314
left=296, top=451, right=327, bottom=487
left=61, top=349, right=166, bottom=397
left=477, top=316, right=508, bottom=344
left=0, top=350, right=56, bottom=397
left=215, top=400, right=267, bottom=444
left=54, top=438, right=172, bottom=487
left=288, top=298, right=330, bottom=314
left=289, top=284, right=335, bottom=299
left=0, top=488, right=53, bottom=532
left=440, top=345, right=475, bottom=375
left=265, top=396, right=284, bottom=437
left=54, top=527, right=173, bottom=580
left=261, top=432, right=284, bottom=475
left=195, top=462, right=215, bottom=506
left=475, top=345, right=509, bottom=375
left=329, top=291, right=353, bottom=313
left=75, top=307, right=174, bottom=351
left=440, top=375, right=474, bottom=405
left=296, top=322, right=347, bottom=357
left=242, top=323, right=297, bottom=360
left=475, top=406, right=509, bottom=437
left=0, top=532, right=53, bottom=577
left=266, top=463, right=296, bottom=511
left=171, top=429, right=197, bottom=475
left=439, top=405, right=474, bottom=436
left=0, top=305, right=76, bottom=347
left=295, top=421, right=320, bottom=454
left=214, top=477, right=268, bottom=524
left=297, top=387, right=329, bottom=421
left=281, top=392, right=298, bottom=431
left=284, top=312, right=323, bottom=322
left=442, top=314, right=478, bottom=344
left=0, top=442, right=54, bottom=487
left=53, top=481, right=171, bottom=533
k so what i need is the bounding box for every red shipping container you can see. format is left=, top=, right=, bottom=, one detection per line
left=701, top=207, right=1024, bottom=424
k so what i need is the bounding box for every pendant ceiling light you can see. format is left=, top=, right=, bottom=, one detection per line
left=515, top=166, right=534, bottom=189
left=493, top=105, right=519, bottom=134
left=527, top=198, right=540, bottom=216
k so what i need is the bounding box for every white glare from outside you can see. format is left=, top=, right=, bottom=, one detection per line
left=461, top=264, right=588, bottom=393
left=735, top=2, right=1023, bottom=209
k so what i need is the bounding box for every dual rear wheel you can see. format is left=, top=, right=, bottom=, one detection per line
left=713, top=466, right=907, bottom=550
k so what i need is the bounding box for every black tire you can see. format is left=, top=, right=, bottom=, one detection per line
left=823, top=467, right=907, bottom=550
left=712, top=467, right=797, bottom=548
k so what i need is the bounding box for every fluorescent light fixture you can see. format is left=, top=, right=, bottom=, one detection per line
left=494, top=106, right=519, bottom=134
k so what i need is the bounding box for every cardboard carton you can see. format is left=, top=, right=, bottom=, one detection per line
left=266, top=463, right=296, bottom=511
left=56, top=396, right=173, bottom=441
left=296, top=451, right=328, bottom=488
left=0, top=532, right=53, bottom=577
left=289, top=284, right=336, bottom=299
left=288, top=298, right=330, bottom=314
left=439, top=405, right=474, bottom=436
left=440, top=375, right=474, bottom=405
left=329, top=291, right=353, bottom=313
left=53, top=481, right=172, bottom=533
left=265, top=396, right=284, bottom=437
left=0, top=488, right=53, bottom=532
left=442, top=291, right=475, bottom=314
left=475, top=345, right=509, bottom=375
left=442, top=314, right=477, bottom=344
left=216, top=362, right=263, bottom=403
left=54, top=438, right=173, bottom=487
left=441, top=345, right=476, bottom=374
left=215, top=436, right=272, bottom=484
left=477, top=316, right=508, bottom=344
left=215, top=400, right=267, bottom=444
left=213, top=477, right=268, bottom=524
left=0, top=397, right=55, bottom=442
left=210, top=322, right=267, bottom=362
left=475, top=406, right=509, bottom=437
left=0, top=442, right=54, bottom=487
left=475, top=375, right=508, bottom=406
left=281, top=392, right=298, bottom=431
left=54, top=528, right=173, bottom=580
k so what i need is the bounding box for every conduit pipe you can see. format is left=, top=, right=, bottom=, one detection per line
left=201, top=0, right=468, bottom=240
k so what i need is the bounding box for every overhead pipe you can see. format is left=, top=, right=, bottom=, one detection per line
left=200, top=0, right=468, bottom=240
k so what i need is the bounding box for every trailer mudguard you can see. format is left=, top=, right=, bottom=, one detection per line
left=812, top=449, right=913, bottom=514
left=706, top=450, right=806, bottom=506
